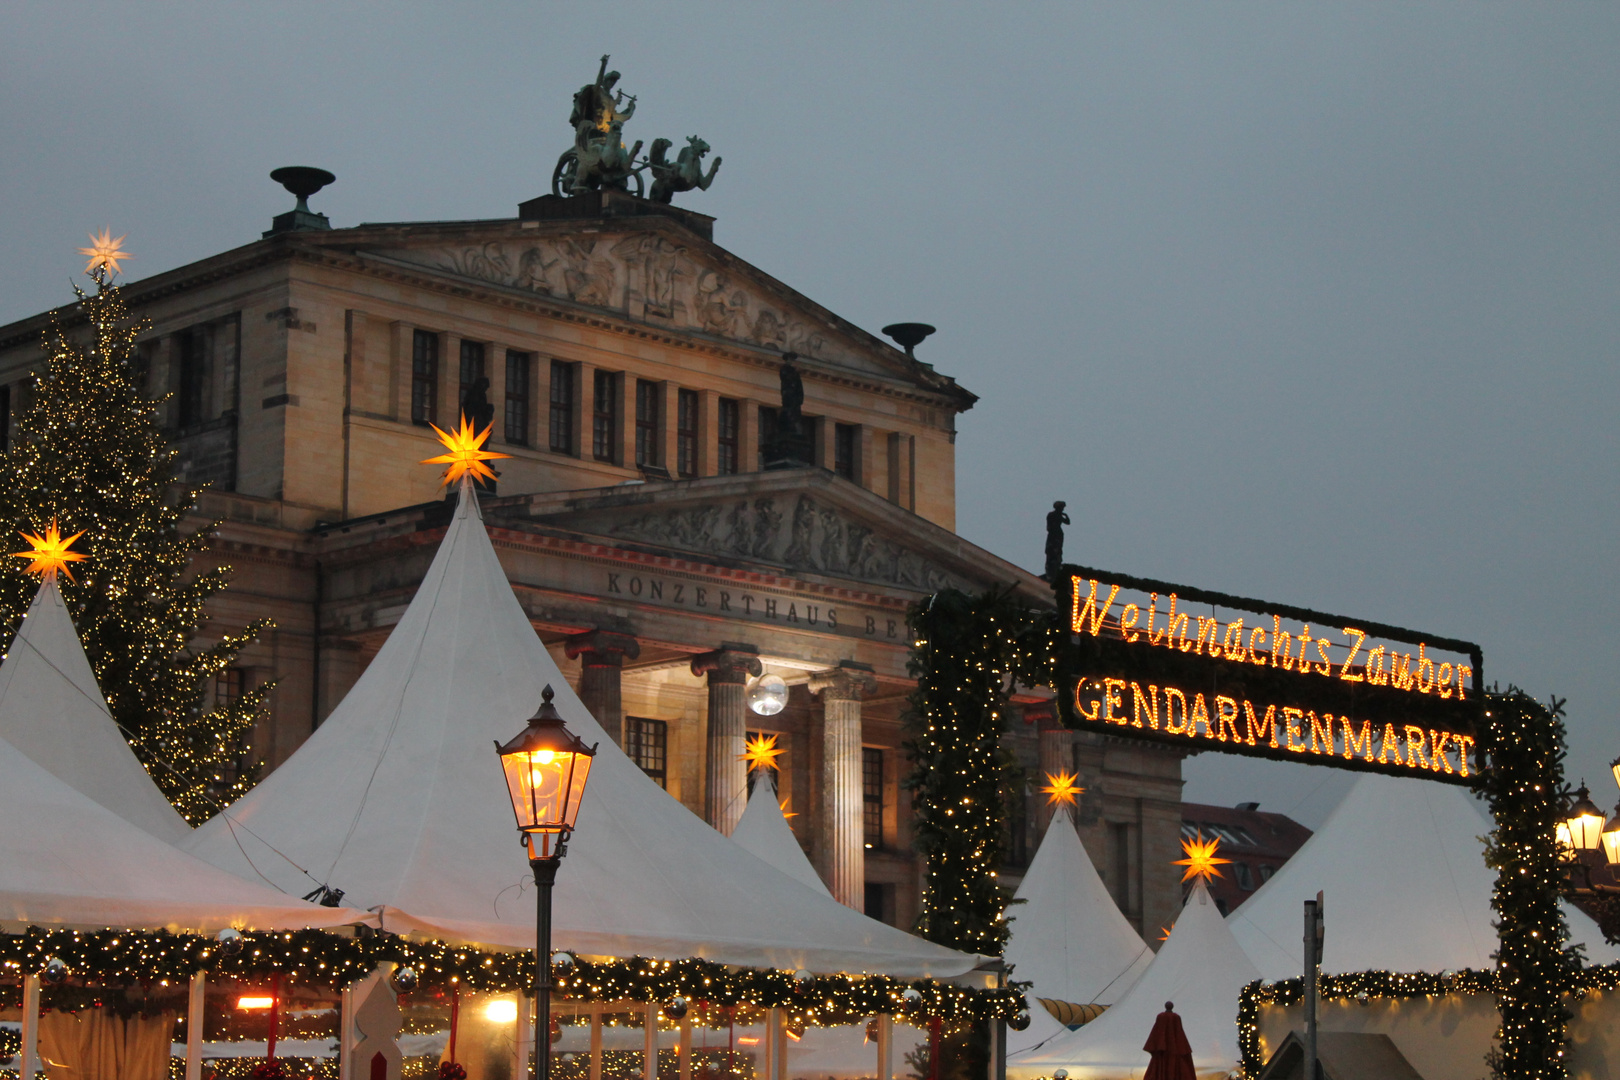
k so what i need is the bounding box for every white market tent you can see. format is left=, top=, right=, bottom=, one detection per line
left=185, top=484, right=983, bottom=977
left=1003, top=808, right=1153, bottom=1008
left=1227, top=773, right=1620, bottom=982
left=0, top=728, right=372, bottom=933
left=730, top=776, right=831, bottom=897
left=1007, top=881, right=1260, bottom=1080
left=0, top=579, right=192, bottom=844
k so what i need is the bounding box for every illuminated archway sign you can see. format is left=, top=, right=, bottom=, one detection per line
left=1055, top=564, right=1484, bottom=784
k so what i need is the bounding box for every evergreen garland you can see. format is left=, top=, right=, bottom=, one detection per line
left=0, top=271, right=272, bottom=822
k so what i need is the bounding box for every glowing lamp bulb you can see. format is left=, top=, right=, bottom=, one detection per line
left=237, top=996, right=274, bottom=1010
left=485, top=999, right=519, bottom=1023
left=536, top=750, right=556, bottom=765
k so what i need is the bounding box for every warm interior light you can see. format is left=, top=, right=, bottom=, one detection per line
left=485, top=999, right=519, bottom=1023
left=1557, top=822, right=1573, bottom=852
left=737, top=1037, right=760, bottom=1046
left=1565, top=785, right=1606, bottom=851
left=237, top=996, right=274, bottom=1010
left=496, top=686, right=598, bottom=846
left=537, top=750, right=556, bottom=765
left=1603, top=807, right=1620, bottom=867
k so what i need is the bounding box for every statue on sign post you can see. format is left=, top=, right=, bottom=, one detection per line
left=1045, top=500, right=1069, bottom=582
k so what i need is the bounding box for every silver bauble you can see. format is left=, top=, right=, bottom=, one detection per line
left=390, top=966, right=419, bottom=994
left=42, top=958, right=69, bottom=985
left=215, top=928, right=244, bottom=956
left=663, top=996, right=688, bottom=1021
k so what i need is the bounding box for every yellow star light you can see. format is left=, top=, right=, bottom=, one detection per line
left=1158, top=924, right=1174, bottom=943
left=78, top=228, right=132, bottom=276
left=11, top=521, right=88, bottom=582
left=421, top=414, right=511, bottom=486
left=779, top=798, right=797, bottom=821
left=739, top=733, right=786, bottom=773
left=1173, top=831, right=1232, bottom=883
left=1040, top=770, right=1084, bottom=807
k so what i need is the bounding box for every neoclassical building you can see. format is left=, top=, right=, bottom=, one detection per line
left=0, top=183, right=1185, bottom=939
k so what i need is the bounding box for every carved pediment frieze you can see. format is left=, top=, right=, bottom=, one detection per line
left=601, top=493, right=964, bottom=593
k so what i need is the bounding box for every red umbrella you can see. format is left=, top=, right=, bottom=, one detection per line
left=1142, top=1002, right=1195, bottom=1080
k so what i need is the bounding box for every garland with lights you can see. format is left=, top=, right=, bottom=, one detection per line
left=0, top=929, right=1020, bottom=1030
left=0, top=268, right=271, bottom=822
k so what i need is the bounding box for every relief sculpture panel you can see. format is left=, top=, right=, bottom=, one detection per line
left=374, top=233, right=850, bottom=366
left=604, top=494, right=961, bottom=592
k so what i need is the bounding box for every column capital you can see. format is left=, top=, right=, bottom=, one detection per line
left=565, top=629, right=641, bottom=667
left=691, top=642, right=762, bottom=685
left=809, top=660, right=878, bottom=702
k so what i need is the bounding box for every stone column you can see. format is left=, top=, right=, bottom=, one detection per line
left=691, top=643, right=762, bottom=835
left=809, top=661, right=878, bottom=910
left=565, top=630, right=640, bottom=748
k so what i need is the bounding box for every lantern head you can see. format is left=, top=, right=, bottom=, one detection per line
left=1565, top=783, right=1606, bottom=852
left=1603, top=803, right=1620, bottom=867
left=495, top=685, right=597, bottom=860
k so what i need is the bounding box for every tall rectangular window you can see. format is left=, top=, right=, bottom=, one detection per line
left=457, top=340, right=485, bottom=422
left=504, top=351, right=530, bottom=446
left=625, top=717, right=668, bottom=788
left=177, top=327, right=209, bottom=428
left=863, top=747, right=884, bottom=847
left=834, top=423, right=856, bottom=480
left=215, top=667, right=245, bottom=707
left=593, top=371, right=618, bottom=462
left=549, top=360, right=574, bottom=454
left=411, top=330, right=438, bottom=425
left=1109, top=821, right=1133, bottom=914
left=676, top=388, right=698, bottom=478
left=635, top=380, right=659, bottom=467
left=758, top=406, right=778, bottom=470
left=717, top=398, right=739, bottom=476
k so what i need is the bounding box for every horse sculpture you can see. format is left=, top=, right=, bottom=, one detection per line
left=648, top=137, right=722, bottom=205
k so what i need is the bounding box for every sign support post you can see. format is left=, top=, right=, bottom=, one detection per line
left=1303, top=892, right=1324, bottom=1080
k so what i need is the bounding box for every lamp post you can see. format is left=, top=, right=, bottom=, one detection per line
left=496, top=685, right=598, bottom=1080
left=1565, top=784, right=1607, bottom=853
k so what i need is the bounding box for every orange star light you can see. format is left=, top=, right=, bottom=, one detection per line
left=739, top=733, right=786, bottom=773
left=1040, top=770, right=1084, bottom=807
left=779, top=798, right=797, bottom=821
left=421, top=414, right=511, bottom=486
left=1158, top=924, right=1174, bottom=943
left=1173, top=831, right=1232, bottom=883
left=11, top=521, right=88, bottom=582
left=78, top=228, right=132, bottom=276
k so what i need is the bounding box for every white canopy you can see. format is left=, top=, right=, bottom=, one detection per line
left=185, top=484, right=982, bottom=977
left=731, top=777, right=831, bottom=897
left=0, top=727, right=371, bottom=933
left=1007, top=881, right=1260, bottom=1080
left=0, top=579, right=192, bottom=844
left=1227, top=773, right=1620, bottom=982
left=1003, top=808, right=1153, bottom=1008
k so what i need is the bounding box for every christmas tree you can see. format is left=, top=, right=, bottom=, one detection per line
left=0, top=242, right=272, bottom=823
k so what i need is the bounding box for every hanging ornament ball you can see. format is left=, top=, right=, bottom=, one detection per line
left=215, top=928, right=245, bottom=956
left=390, top=966, right=419, bottom=994
left=901, top=987, right=923, bottom=1004
left=747, top=674, right=789, bottom=717
left=793, top=968, right=814, bottom=984
left=1053, top=1071, right=1068, bottom=1080
left=552, top=951, right=575, bottom=971
left=663, top=996, right=689, bottom=1021
left=562, top=1053, right=577, bottom=1063
left=1008, top=1011, right=1031, bottom=1032
left=42, top=958, right=69, bottom=985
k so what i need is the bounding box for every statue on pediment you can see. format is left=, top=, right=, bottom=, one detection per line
left=649, top=136, right=722, bottom=204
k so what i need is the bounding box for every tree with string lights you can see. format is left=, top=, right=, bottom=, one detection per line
left=0, top=236, right=272, bottom=823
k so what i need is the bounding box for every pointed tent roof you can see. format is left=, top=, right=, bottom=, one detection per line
left=0, top=729, right=371, bottom=933
left=0, top=579, right=192, bottom=844
left=1227, top=773, right=1620, bottom=982
left=1002, top=809, right=1153, bottom=1007
left=1007, top=881, right=1260, bottom=1080
left=731, top=778, right=830, bottom=897
left=185, top=486, right=981, bottom=977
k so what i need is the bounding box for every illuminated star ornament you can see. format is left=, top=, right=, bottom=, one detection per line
left=1173, top=831, right=1232, bottom=883
left=78, top=228, right=132, bottom=277
left=11, top=521, right=88, bottom=582
left=1040, top=770, right=1084, bottom=807
left=421, top=414, right=511, bottom=486
left=739, top=733, right=786, bottom=773
left=1159, top=924, right=1174, bottom=943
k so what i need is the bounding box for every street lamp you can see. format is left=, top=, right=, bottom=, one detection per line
left=1603, top=805, right=1620, bottom=868
left=1564, top=784, right=1607, bottom=853
left=496, top=685, right=597, bottom=1080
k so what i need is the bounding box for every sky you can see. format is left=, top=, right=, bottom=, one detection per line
left=3, top=5, right=1616, bottom=828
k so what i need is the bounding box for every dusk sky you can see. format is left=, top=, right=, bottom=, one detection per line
left=4, top=5, right=1616, bottom=827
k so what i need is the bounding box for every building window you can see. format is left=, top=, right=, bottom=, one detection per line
left=504, top=351, right=530, bottom=446
left=411, top=330, right=438, bottom=426
left=676, top=389, right=698, bottom=478
left=758, top=406, right=778, bottom=470
left=215, top=667, right=245, bottom=707
left=1235, top=862, right=1255, bottom=891
left=863, top=748, right=884, bottom=847
left=0, top=384, right=9, bottom=453
left=1258, top=864, right=1275, bottom=883
left=593, top=371, right=617, bottom=462
left=834, top=423, right=856, bottom=481
left=865, top=882, right=892, bottom=924
left=549, top=360, right=574, bottom=454
left=177, top=327, right=210, bottom=428
left=717, top=398, right=739, bottom=475
left=635, top=380, right=659, bottom=467
left=458, top=340, right=485, bottom=423
left=1109, top=821, right=1133, bottom=914
left=625, top=717, right=668, bottom=788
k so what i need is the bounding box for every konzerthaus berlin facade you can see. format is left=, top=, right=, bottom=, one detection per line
left=0, top=185, right=1185, bottom=940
